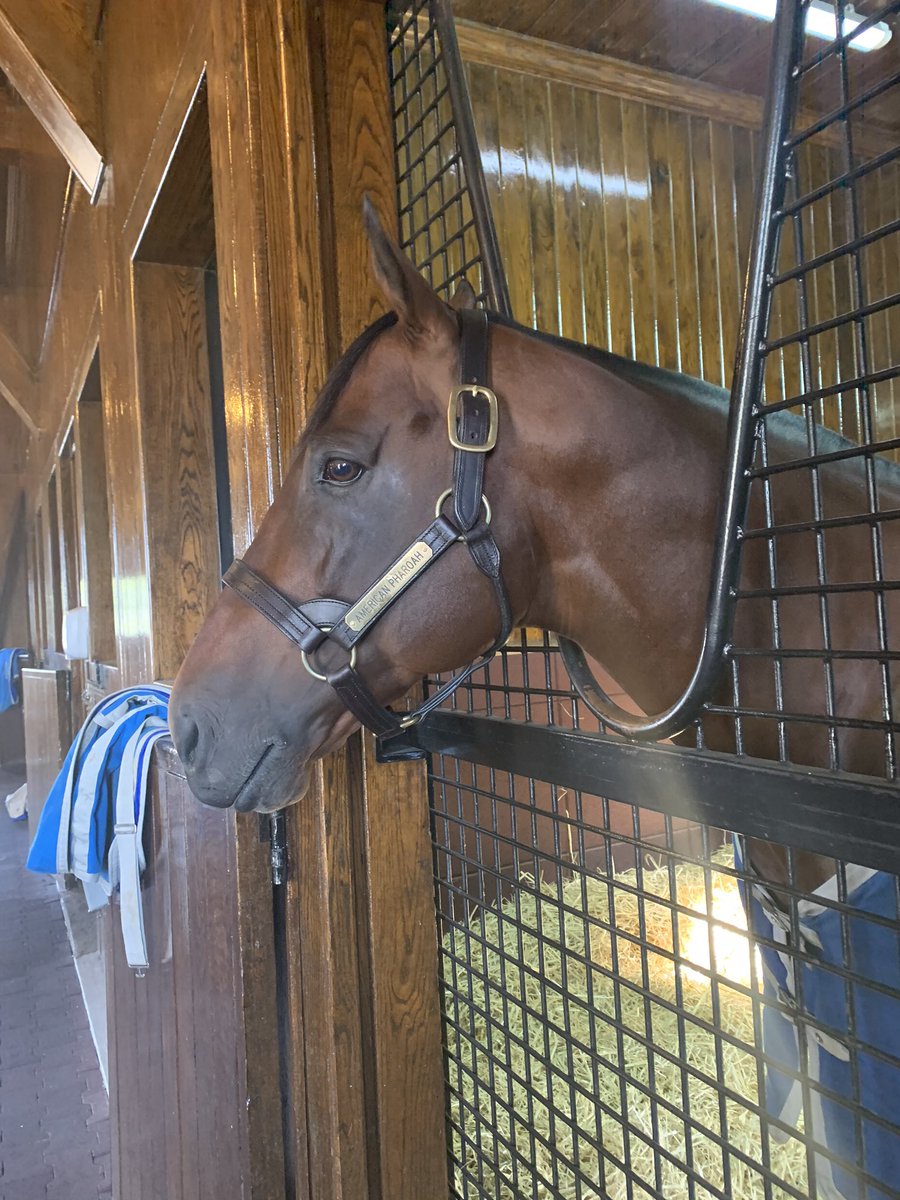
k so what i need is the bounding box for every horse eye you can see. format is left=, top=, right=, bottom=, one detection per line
left=321, top=457, right=364, bottom=485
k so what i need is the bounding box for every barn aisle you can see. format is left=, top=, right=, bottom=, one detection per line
left=0, top=770, right=111, bottom=1200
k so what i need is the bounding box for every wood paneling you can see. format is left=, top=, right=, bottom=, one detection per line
left=76, top=363, right=116, bottom=666
left=57, top=428, right=79, bottom=614
left=135, top=83, right=216, bottom=270
left=322, top=4, right=448, bottom=1194
left=133, top=263, right=221, bottom=682
left=463, top=43, right=900, bottom=445
left=101, top=0, right=205, bottom=214
left=21, top=665, right=70, bottom=844
left=453, top=0, right=900, bottom=137
left=44, top=470, right=62, bottom=651
left=243, top=2, right=449, bottom=1196
left=107, top=741, right=275, bottom=1199
left=0, top=323, right=38, bottom=433
left=12, top=7, right=285, bottom=1193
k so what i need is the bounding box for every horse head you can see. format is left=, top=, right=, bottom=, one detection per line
left=170, top=205, right=542, bottom=812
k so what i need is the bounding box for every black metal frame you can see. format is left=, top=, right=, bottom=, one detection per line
left=391, top=0, right=900, bottom=800
left=387, top=2, right=900, bottom=1197
left=401, top=712, right=900, bottom=874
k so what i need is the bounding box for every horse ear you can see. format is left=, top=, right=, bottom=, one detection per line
left=363, top=196, right=454, bottom=339
left=449, top=279, right=477, bottom=311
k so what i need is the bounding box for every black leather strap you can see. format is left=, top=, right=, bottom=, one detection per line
left=463, top=522, right=513, bottom=649
left=328, top=664, right=403, bottom=737
left=223, top=560, right=346, bottom=653
left=452, top=308, right=491, bottom=531
left=328, top=516, right=461, bottom=650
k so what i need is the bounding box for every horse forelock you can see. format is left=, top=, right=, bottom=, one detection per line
left=296, top=310, right=400, bottom=453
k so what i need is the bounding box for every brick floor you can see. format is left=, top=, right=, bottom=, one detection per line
left=0, top=769, right=112, bottom=1200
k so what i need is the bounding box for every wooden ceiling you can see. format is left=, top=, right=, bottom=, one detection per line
left=453, top=0, right=900, bottom=135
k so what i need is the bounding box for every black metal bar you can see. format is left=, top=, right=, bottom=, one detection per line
left=747, top=435, right=900, bottom=477
left=785, top=69, right=900, bottom=152
left=740, top=507, right=900, bottom=541
left=429, top=0, right=512, bottom=317
left=760, top=364, right=900, bottom=416
left=735, top=579, right=900, bottom=598
left=778, top=142, right=900, bottom=220
left=402, top=711, right=900, bottom=874
left=770, top=215, right=900, bottom=288
left=762, top=289, right=900, bottom=354
left=556, top=0, right=807, bottom=740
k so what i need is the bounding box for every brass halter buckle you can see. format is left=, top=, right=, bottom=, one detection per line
left=447, top=384, right=499, bottom=452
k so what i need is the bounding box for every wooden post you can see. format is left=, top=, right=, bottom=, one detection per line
left=213, top=0, right=450, bottom=1194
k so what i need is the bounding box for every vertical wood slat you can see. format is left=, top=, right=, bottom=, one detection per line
left=107, top=746, right=254, bottom=1199
left=322, top=6, right=448, bottom=1192
left=206, top=3, right=294, bottom=1196
left=21, top=667, right=71, bottom=845
left=45, top=472, right=63, bottom=651
left=76, top=390, right=117, bottom=665
left=209, top=3, right=447, bottom=1198
left=132, top=263, right=221, bottom=682
left=598, top=93, right=631, bottom=359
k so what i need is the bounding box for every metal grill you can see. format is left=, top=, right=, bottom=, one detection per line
left=387, top=2, right=900, bottom=1196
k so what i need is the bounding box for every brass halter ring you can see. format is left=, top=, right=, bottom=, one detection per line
left=434, top=489, right=492, bottom=525
left=301, top=626, right=358, bottom=682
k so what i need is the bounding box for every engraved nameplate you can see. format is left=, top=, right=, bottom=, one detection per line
left=344, top=541, right=434, bottom=632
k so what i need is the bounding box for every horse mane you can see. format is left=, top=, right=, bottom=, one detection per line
left=298, top=310, right=399, bottom=448
left=486, top=310, right=731, bottom=411
left=487, top=310, right=900, bottom=485
left=296, top=304, right=898, bottom=488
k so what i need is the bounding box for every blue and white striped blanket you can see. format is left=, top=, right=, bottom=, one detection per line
left=0, top=647, right=27, bottom=712
left=27, top=686, right=172, bottom=970
left=737, top=841, right=900, bottom=1198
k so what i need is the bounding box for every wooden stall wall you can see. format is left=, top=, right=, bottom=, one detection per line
left=454, top=23, right=899, bottom=437
left=9, top=0, right=449, bottom=1196
left=230, top=3, right=450, bottom=1195
left=7, top=0, right=284, bottom=1195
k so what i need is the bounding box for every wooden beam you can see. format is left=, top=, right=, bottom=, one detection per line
left=0, top=324, right=39, bottom=435
left=0, top=0, right=104, bottom=196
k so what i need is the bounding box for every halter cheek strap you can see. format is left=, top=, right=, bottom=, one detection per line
left=223, top=308, right=513, bottom=762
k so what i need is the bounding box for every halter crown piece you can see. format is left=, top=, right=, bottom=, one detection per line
left=223, top=307, right=513, bottom=762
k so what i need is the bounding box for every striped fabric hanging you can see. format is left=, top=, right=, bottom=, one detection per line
left=0, top=647, right=27, bottom=712
left=27, top=686, right=172, bottom=971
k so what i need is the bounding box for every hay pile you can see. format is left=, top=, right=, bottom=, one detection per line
left=442, top=847, right=808, bottom=1199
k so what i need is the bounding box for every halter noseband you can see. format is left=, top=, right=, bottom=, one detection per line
left=222, top=308, right=513, bottom=762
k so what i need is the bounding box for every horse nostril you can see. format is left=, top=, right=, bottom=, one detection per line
left=173, top=710, right=201, bottom=767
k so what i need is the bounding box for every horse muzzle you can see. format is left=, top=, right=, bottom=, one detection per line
left=169, top=695, right=309, bottom=812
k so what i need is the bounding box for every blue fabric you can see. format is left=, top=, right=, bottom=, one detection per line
left=26, top=686, right=171, bottom=882
left=737, top=842, right=900, bottom=1199
left=0, top=648, right=26, bottom=711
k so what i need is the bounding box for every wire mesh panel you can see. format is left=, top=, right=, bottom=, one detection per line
left=725, top=1, right=900, bottom=782
left=432, top=761, right=900, bottom=1199
left=389, top=0, right=488, bottom=304
left=387, top=2, right=900, bottom=1196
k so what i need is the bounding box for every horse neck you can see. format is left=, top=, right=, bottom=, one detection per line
left=493, top=324, right=727, bottom=717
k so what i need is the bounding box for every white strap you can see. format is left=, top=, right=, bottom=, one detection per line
left=110, top=722, right=167, bottom=971
left=55, top=692, right=138, bottom=874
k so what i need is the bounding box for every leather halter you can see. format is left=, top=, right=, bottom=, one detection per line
left=222, top=308, right=513, bottom=762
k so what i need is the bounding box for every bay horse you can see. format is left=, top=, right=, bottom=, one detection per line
left=170, top=204, right=898, bottom=900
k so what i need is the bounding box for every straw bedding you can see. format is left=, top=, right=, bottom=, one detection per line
left=442, top=847, right=808, bottom=1199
